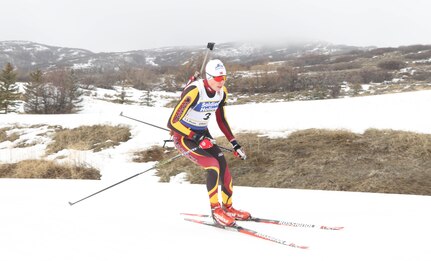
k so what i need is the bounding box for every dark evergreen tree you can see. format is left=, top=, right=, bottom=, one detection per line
left=0, top=63, right=20, bottom=114
left=114, top=86, right=131, bottom=104
left=139, top=90, right=155, bottom=107
left=24, top=69, right=45, bottom=113
left=64, top=69, right=83, bottom=113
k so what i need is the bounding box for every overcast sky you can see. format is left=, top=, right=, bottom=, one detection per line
left=1, top=0, right=430, bottom=53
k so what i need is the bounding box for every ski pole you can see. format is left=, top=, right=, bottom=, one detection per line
left=199, top=42, right=215, bottom=76
left=185, top=42, right=216, bottom=86
left=120, top=112, right=233, bottom=152
left=68, top=146, right=199, bottom=206
left=120, top=111, right=169, bottom=132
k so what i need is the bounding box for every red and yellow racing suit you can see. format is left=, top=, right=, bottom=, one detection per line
left=167, top=79, right=236, bottom=208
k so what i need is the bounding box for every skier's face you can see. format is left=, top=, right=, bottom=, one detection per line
left=208, top=76, right=226, bottom=91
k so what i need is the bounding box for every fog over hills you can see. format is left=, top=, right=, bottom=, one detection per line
left=0, top=40, right=363, bottom=71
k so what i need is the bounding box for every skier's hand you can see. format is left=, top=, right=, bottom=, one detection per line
left=192, top=133, right=214, bottom=149
left=231, top=140, right=247, bottom=160
left=199, top=138, right=214, bottom=149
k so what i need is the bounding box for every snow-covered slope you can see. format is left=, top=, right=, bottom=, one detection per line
left=0, top=90, right=430, bottom=261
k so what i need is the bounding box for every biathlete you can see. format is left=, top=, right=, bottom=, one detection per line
left=167, top=59, right=250, bottom=227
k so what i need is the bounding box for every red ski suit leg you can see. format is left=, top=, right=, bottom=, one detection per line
left=173, top=133, right=233, bottom=207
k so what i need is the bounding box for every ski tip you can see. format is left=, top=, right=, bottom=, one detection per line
left=184, top=218, right=211, bottom=226
left=184, top=218, right=201, bottom=223
left=68, top=201, right=74, bottom=206
left=180, top=212, right=209, bottom=217
left=287, top=243, right=309, bottom=249
left=320, top=225, right=344, bottom=230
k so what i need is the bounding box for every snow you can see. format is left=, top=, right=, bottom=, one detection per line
left=145, top=57, right=158, bottom=66
left=72, top=59, right=95, bottom=69
left=1, top=89, right=430, bottom=261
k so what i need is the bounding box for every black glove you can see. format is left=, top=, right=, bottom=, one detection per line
left=192, top=133, right=205, bottom=142
left=231, top=140, right=247, bottom=160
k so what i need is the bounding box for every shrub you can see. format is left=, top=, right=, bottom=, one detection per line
left=377, top=60, right=407, bottom=70
left=404, top=50, right=431, bottom=60
left=359, top=69, right=392, bottom=83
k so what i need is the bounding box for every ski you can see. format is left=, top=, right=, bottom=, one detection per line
left=181, top=213, right=344, bottom=230
left=184, top=217, right=308, bottom=249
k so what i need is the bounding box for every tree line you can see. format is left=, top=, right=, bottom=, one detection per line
left=3, top=44, right=430, bottom=114
left=0, top=63, right=82, bottom=114
left=0, top=59, right=406, bottom=114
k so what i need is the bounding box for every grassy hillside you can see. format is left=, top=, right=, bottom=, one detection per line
left=145, top=129, right=431, bottom=196
left=2, top=125, right=430, bottom=195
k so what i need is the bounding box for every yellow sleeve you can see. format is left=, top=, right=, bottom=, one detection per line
left=167, top=86, right=199, bottom=137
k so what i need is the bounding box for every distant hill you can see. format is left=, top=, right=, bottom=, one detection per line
left=0, top=40, right=363, bottom=72
left=2, top=40, right=431, bottom=101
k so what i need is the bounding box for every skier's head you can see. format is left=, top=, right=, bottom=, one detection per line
left=205, top=59, right=227, bottom=83
left=205, top=59, right=226, bottom=92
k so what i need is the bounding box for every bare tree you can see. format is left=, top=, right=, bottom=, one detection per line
left=276, top=65, right=299, bottom=92
left=39, top=69, right=83, bottom=114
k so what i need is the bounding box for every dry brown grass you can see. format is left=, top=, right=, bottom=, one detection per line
left=133, top=146, right=168, bottom=162
left=47, top=125, right=131, bottom=153
left=0, top=160, right=100, bottom=179
left=151, top=129, right=431, bottom=195
left=0, top=128, right=9, bottom=141
left=3, top=127, right=430, bottom=194
left=0, top=124, right=129, bottom=179
left=0, top=127, right=20, bottom=143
